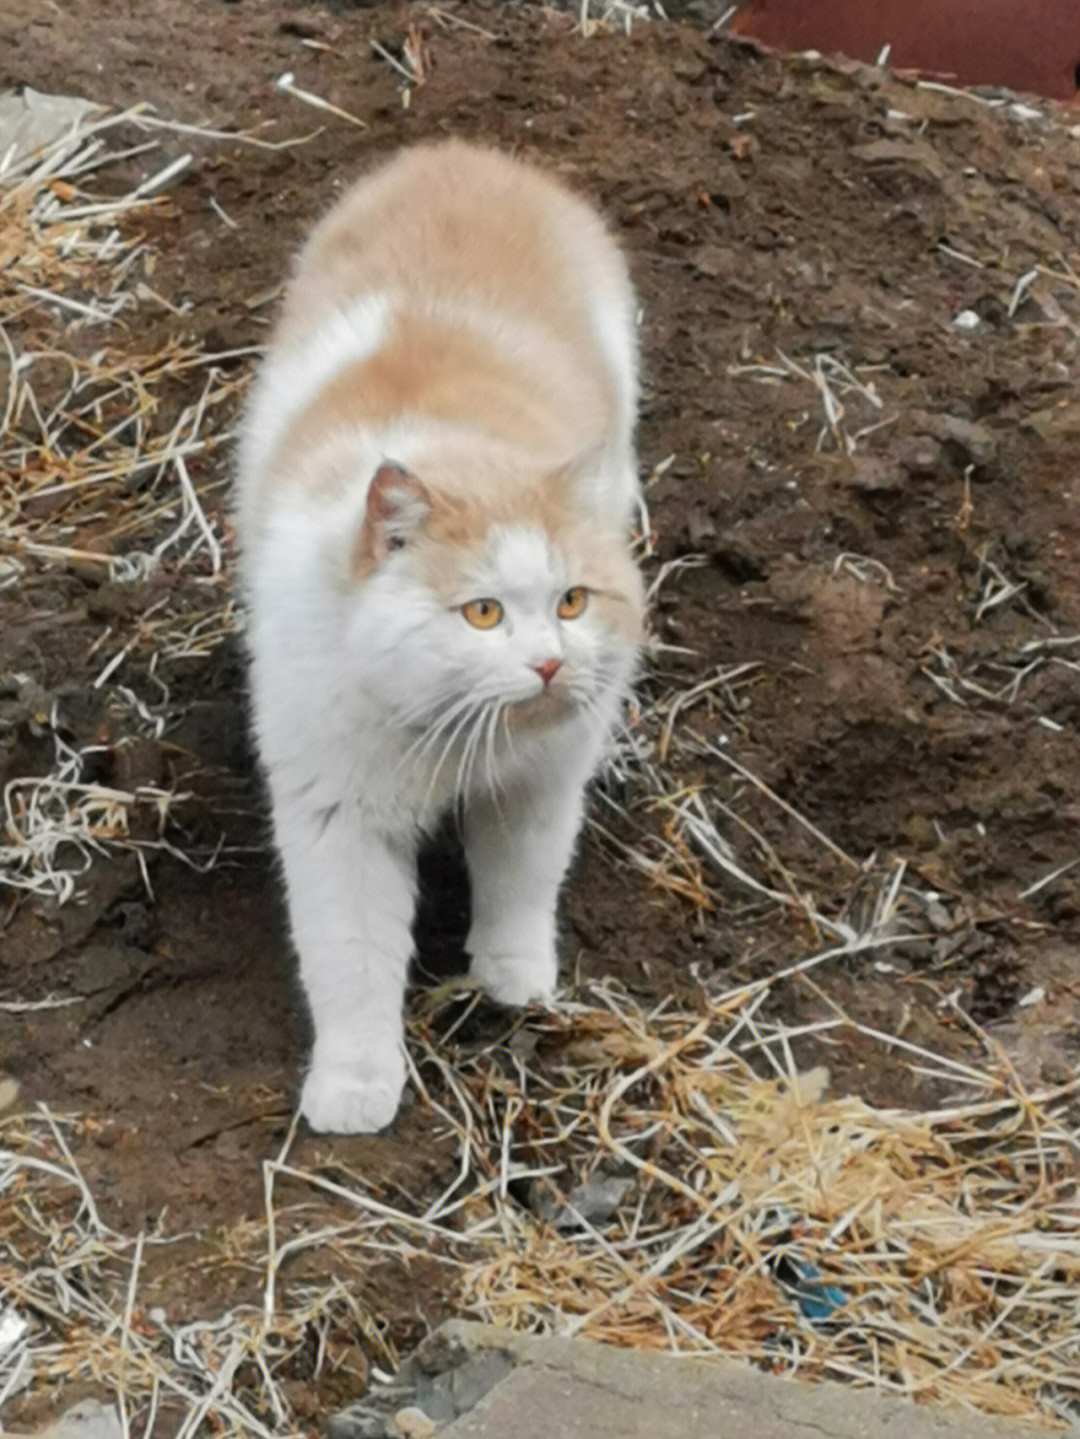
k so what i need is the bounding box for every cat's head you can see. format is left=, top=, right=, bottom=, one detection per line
left=343, top=459, right=644, bottom=744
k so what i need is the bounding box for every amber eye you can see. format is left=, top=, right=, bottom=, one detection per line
left=461, top=597, right=504, bottom=629
left=557, top=586, right=588, bottom=620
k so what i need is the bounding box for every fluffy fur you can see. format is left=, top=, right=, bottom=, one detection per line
left=236, top=140, right=644, bottom=1133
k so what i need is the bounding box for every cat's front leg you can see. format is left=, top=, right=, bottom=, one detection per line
left=274, top=796, right=417, bottom=1133
left=463, top=763, right=590, bottom=1007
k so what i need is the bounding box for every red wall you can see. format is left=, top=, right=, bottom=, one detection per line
left=730, top=0, right=1080, bottom=102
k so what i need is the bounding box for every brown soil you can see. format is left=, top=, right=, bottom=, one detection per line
left=3, top=0, right=1080, bottom=1429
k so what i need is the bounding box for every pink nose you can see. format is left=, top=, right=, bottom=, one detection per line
left=533, top=658, right=562, bottom=686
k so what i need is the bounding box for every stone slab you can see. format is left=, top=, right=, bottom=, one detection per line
left=409, top=1321, right=1045, bottom=1439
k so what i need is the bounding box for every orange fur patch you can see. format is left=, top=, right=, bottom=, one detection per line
left=247, top=139, right=643, bottom=647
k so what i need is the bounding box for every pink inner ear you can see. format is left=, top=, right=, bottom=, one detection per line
left=367, top=462, right=426, bottom=523
left=360, top=463, right=431, bottom=566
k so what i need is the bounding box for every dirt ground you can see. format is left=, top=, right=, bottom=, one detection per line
left=3, top=0, right=1080, bottom=1429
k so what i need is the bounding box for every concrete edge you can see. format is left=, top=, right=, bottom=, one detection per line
left=408, top=1320, right=1050, bottom=1439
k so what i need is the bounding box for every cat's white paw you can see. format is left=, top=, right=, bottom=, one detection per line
left=471, top=952, right=557, bottom=1008
left=300, top=1051, right=407, bottom=1134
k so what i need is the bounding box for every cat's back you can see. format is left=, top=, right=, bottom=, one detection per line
left=274, top=140, right=629, bottom=352
left=238, top=141, right=638, bottom=550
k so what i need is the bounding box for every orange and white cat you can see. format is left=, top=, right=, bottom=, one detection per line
left=237, top=141, right=644, bottom=1133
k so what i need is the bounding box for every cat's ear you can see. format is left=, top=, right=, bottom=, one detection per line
left=549, top=444, right=605, bottom=499
left=355, top=462, right=431, bottom=569
left=547, top=443, right=635, bottom=531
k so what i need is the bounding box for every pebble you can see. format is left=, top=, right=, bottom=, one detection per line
left=387, top=1407, right=438, bottom=1439
left=325, top=1409, right=385, bottom=1439
left=6, top=1401, right=123, bottom=1439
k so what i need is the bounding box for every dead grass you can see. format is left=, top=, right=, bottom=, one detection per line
left=7, top=574, right=1077, bottom=1428
left=3, top=634, right=1077, bottom=1428
left=3, top=72, right=1080, bottom=1439
left=4, top=968, right=1079, bottom=1432
left=0, top=106, right=250, bottom=902
left=0, top=106, right=242, bottom=608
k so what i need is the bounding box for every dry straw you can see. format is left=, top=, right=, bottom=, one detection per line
left=5, top=968, right=1079, bottom=1434
left=0, top=104, right=251, bottom=901
left=8, top=578, right=1077, bottom=1428
left=4, top=74, right=1080, bottom=1439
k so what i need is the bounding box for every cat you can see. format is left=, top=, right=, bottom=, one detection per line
left=236, top=140, right=644, bottom=1134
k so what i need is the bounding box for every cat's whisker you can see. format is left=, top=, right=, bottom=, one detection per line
left=423, top=702, right=482, bottom=809
left=397, top=685, right=476, bottom=737
left=404, top=699, right=469, bottom=758
left=600, top=698, right=637, bottom=747
left=567, top=683, right=611, bottom=724
left=452, top=706, right=483, bottom=806
left=460, top=698, right=501, bottom=805
left=499, top=705, right=520, bottom=773
left=398, top=693, right=476, bottom=773
left=481, top=702, right=509, bottom=815
left=468, top=705, right=493, bottom=796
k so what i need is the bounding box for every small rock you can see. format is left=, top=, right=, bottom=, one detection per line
left=922, top=899, right=953, bottom=932
left=325, top=1408, right=385, bottom=1439
left=388, top=1406, right=438, bottom=1439
left=689, top=242, right=736, bottom=277
left=685, top=504, right=718, bottom=546
left=0, top=88, right=104, bottom=169
left=851, top=137, right=946, bottom=182
left=845, top=455, right=900, bottom=492
left=0, top=1075, right=20, bottom=1112
left=8, top=1401, right=123, bottom=1439
left=936, top=414, right=997, bottom=465
left=0, top=1306, right=30, bottom=1356
left=533, top=1173, right=633, bottom=1230
left=506, top=1028, right=539, bottom=1062
left=912, top=410, right=997, bottom=467
left=893, top=433, right=943, bottom=476
left=415, top=1350, right=515, bottom=1426
left=785, top=1065, right=829, bottom=1105
left=1020, top=398, right=1080, bottom=445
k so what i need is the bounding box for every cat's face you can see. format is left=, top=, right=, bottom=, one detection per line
left=342, top=468, right=643, bottom=768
